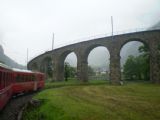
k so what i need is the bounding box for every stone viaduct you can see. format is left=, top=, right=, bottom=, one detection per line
left=28, top=30, right=160, bottom=84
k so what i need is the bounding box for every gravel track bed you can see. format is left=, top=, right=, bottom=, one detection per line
left=0, top=92, right=36, bottom=120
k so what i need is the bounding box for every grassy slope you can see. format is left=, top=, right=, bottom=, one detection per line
left=23, top=81, right=160, bottom=120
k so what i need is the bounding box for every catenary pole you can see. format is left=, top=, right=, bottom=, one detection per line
left=111, top=16, right=113, bottom=39
left=26, top=48, right=29, bottom=69
left=52, top=33, right=54, bottom=81
left=52, top=33, right=54, bottom=51
left=109, top=16, right=114, bottom=84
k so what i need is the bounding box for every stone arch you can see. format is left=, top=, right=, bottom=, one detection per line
left=119, top=38, right=150, bottom=53
left=28, top=30, right=160, bottom=84
left=120, top=38, right=150, bottom=81
left=57, top=50, right=78, bottom=81
left=84, top=44, right=110, bottom=59
left=83, top=44, right=110, bottom=81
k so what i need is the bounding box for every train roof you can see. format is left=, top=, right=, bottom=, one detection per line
left=0, top=63, right=44, bottom=74
left=12, top=68, right=44, bottom=74
left=0, top=62, right=12, bottom=70
left=12, top=68, right=33, bottom=73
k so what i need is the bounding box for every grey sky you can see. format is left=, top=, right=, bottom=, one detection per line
left=0, top=0, right=160, bottom=65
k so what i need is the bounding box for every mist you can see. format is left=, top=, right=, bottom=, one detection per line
left=0, top=0, right=160, bottom=66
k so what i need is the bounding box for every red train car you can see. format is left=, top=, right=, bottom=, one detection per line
left=0, top=63, right=13, bottom=110
left=35, top=72, right=45, bottom=90
left=12, top=69, right=45, bottom=94
left=0, top=63, right=45, bottom=111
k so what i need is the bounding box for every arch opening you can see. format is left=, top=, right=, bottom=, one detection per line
left=61, top=51, right=77, bottom=81
left=120, top=40, right=150, bottom=82
left=87, top=46, right=110, bottom=82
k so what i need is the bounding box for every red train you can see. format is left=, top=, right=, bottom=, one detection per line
left=0, top=63, right=45, bottom=110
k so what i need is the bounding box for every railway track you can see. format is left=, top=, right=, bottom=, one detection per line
left=0, top=92, right=37, bottom=120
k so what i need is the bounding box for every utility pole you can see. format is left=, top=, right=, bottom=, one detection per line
left=52, top=33, right=54, bottom=51
left=51, top=33, right=54, bottom=81
left=109, top=16, right=114, bottom=84
left=111, top=16, right=114, bottom=39
left=27, top=48, right=28, bottom=66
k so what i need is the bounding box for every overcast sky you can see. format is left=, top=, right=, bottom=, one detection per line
left=0, top=0, right=160, bottom=65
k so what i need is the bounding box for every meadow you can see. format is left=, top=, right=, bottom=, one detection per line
left=22, top=80, right=160, bottom=120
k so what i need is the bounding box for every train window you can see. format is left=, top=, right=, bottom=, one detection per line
left=2, top=72, right=4, bottom=88
left=24, top=76, right=26, bottom=82
left=38, top=75, right=41, bottom=81
left=23, top=75, right=25, bottom=82
left=27, top=75, right=29, bottom=82
left=40, top=76, right=42, bottom=81
left=31, top=75, right=36, bottom=81
left=8, top=73, right=10, bottom=85
left=9, top=73, right=11, bottom=84
left=16, top=75, right=18, bottom=82
left=28, top=75, right=31, bottom=82
left=16, top=75, right=21, bottom=82
left=7, top=73, right=9, bottom=86
left=3, top=72, right=5, bottom=87
left=0, top=71, right=2, bottom=89
left=21, top=75, right=24, bottom=82
left=24, top=75, right=26, bottom=82
left=10, top=73, right=13, bottom=83
left=0, top=72, right=1, bottom=80
left=25, top=75, right=28, bottom=82
left=28, top=76, right=30, bottom=81
left=2, top=72, right=4, bottom=87
left=3, top=72, right=6, bottom=87
left=27, top=75, right=29, bottom=81
left=9, top=73, right=12, bottom=85
left=6, top=73, right=8, bottom=86
left=5, top=73, right=7, bottom=86
left=40, top=75, right=42, bottom=81
left=21, top=75, right=23, bottom=82
left=1, top=72, right=4, bottom=88
left=31, top=75, right=33, bottom=81
left=29, top=75, right=32, bottom=81
left=22, top=75, right=25, bottom=82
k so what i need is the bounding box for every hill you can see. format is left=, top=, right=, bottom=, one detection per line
left=0, top=45, right=26, bottom=69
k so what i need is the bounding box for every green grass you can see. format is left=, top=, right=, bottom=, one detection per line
left=44, top=79, right=109, bottom=89
left=23, top=81, right=160, bottom=120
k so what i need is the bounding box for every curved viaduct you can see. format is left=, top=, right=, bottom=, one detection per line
left=28, top=30, right=160, bottom=84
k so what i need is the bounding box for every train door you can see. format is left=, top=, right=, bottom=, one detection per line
left=0, top=70, right=2, bottom=90
left=2, top=72, right=5, bottom=89
left=33, top=74, right=37, bottom=91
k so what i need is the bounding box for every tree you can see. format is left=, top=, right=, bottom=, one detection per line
left=123, top=56, right=137, bottom=80
left=47, top=61, right=53, bottom=78
left=158, top=44, right=160, bottom=68
left=138, top=45, right=150, bottom=80
left=64, top=62, right=76, bottom=81
left=88, top=66, right=95, bottom=76
left=123, top=45, right=150, bottom=81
